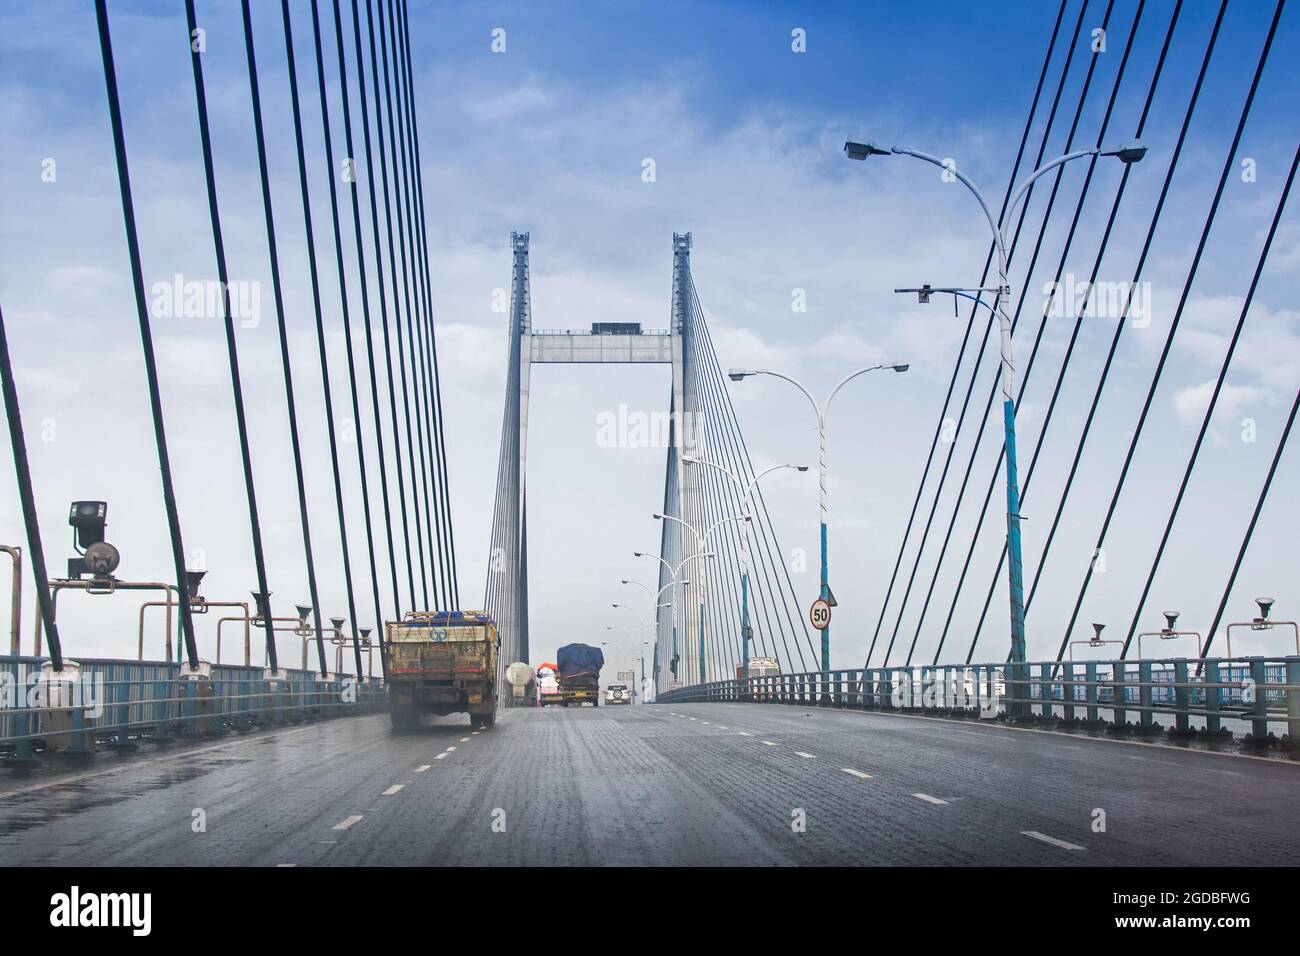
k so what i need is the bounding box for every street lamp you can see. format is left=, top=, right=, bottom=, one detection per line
left=635, top=550, right=710, bottom=686
left=843, top=137, right=1147, bottom=714
left=655, top=513, right=748, bottom=685
left=728, top=364, right=908, bottom=681
left=615, top=586, right=670, bottom=698
left=681, top=458, right=807, bottom=679
left=603, top=626, right=648, bottom=703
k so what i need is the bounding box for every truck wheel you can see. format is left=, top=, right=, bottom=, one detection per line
left=592, top=698, right=600, bottom=707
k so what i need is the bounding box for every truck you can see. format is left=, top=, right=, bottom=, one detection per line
left=556, top=643, right=604, bottom=707
left=384, top=610, right=499, bottom=731
left=536, top=664, right=563, bottom=707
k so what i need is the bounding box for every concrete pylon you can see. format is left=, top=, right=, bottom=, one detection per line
left=485, top=232, right=703, bottom=689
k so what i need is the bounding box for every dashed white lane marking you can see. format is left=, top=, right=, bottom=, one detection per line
left=332, top=815, right=364, bottom=830
left=276, top=863, right=297, bottom=867
left=460, top=737, right=471, bottom=742
left=794, top=751, right=816, bottom=759
left=382, top=785, right=404, bottom=796
left=911, top=793, right=948, bottom=805
left=761, top=741, right=777, bottom=746
left=717, top=725, right=728, bottom=730
left=433, top=753, right=448, bottom=760
left=445, top=746, right=457, bottom=752
left=737, top=731, right=752, bottom=737
left=700, top=721, right=710, bottom=725
left=471, top=731, right=481, bottom=735
left=841, top=768, right=873, bottom=779
left=1022, top=830, right=1085, bottom=851
left=415, top=765, right=432, bottom=773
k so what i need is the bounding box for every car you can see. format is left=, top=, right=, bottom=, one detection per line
left=604, top=683, right=632, bottom=705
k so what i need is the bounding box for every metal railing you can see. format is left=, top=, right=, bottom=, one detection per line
left=654, top=656, right=1300, bottom=744
left=1, top=654, right=386, bottom=760
left=529, top=328, right=672, bottom=336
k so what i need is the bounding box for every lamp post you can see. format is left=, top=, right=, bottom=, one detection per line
left=844, top=138, right=1146, bottom=713
left=635, top=550, right=712, bottom=687
left=655, top=513, right=748, bottom=684
left=603, top=627, right=649, bottom=704
left=728, top=365, right=908, bottom=681
left=613, top=594, right=670, bottom=696
left=681, top=459, right=807, bottom=678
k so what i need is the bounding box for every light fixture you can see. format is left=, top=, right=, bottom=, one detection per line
left=1162, top=611, right=1179, bottom=634
left=68, top=500, right=107, bottom=548
left=843, top=140, right=892, bottom=161
left=67, top=500, right=118, bottom=579
left=1099, top=141, right=1148, bottom=164
left=248, top=591, right=271, bottom=623
left=1255, top=598, right=1274, bottom=624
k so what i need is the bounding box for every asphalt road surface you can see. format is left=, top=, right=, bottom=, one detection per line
left=2, top=702, right=1296, bottom=865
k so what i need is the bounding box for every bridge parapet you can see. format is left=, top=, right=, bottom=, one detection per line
left=0, top=655, right=384, bottom=762
left=654, top=655, right=1300, bottom=747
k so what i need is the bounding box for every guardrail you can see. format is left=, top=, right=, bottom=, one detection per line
left=655, top=656, right=1300, bottom=745
left=1, top=655, right=386, bottom=761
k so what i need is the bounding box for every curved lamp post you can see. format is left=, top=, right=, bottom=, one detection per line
left=682, top=459, right=807, bottom=678
left=843, top=138, right=1147, bottom=713
left=634, top=550, right=712, bottom=687
left=728, top=364, right=908, bottom=680
left=655, top=512, right=749, bottom=684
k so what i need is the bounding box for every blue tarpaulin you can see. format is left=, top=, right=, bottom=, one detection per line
left=556, top=644, right=604, bottom=681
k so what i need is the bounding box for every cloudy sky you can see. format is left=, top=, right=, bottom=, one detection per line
left=1, top=0, right=1297, bottom=679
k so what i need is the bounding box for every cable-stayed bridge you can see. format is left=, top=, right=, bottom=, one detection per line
left=0, top=0, right=1298, bottom=871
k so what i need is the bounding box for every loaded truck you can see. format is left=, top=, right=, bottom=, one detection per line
left=536, top=664, right=563, bottom=707
left=384, top=610, right=499, bottom=731
left=556, top=643, right=604, bottom=707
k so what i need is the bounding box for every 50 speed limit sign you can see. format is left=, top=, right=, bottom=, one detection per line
left=809, top=598, right=832, bottom=630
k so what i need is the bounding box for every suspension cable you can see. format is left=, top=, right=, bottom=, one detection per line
left=1053, top=0, right=1284, bottom=662
left=95, top=0, right=199, bottom=669
left=866, top=0, right=1079, bottom=667
left=950, top=0, right=1181, bottom=664
left=1119, top=144, right=1298, bottom=654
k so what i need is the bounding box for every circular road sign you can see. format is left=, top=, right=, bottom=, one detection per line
left=809, top=598, right=832, bottom=630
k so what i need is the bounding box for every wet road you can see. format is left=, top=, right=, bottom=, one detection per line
left=1, top=702, right=1296, bottom=865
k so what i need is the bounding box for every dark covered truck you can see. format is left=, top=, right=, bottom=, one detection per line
left=556, top=643, right=604, bottom=707
left=385, top=611, right=499, bottom=731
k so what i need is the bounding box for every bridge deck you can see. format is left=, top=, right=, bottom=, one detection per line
left=1, top=704, right=1294, bottom=866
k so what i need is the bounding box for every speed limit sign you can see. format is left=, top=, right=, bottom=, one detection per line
left=809, top=598, right=832, bottom=630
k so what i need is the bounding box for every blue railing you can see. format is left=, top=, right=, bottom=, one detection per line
left=655, top=656, right=1300, bottom=743
left=1, top=654, right=386, bottom=760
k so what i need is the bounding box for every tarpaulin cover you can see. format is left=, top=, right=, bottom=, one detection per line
left=556, top=644, right=604, bottom=679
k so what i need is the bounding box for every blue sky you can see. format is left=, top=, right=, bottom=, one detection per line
left=1, top=0, right=1297, bottom=676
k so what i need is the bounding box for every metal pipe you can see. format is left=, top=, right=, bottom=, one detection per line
left=1225, top=620, right=1299, bottom=658
left=37, top=579, right=178, bottom=660
left=1136, top=629, right=1203, bottom=660
left=1, top=545, right=20, bottom=655
left=138, top=595, right=177, bottom=661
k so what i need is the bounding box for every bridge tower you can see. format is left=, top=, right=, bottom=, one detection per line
left=485, top=233, right=707, bottom=693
